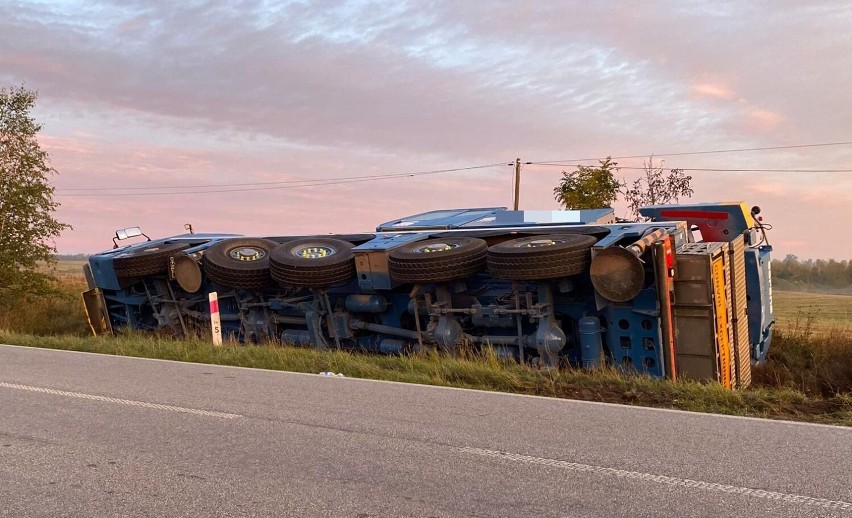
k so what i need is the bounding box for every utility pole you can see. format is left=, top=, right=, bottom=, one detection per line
left=513, top=157, right=521, bottom=210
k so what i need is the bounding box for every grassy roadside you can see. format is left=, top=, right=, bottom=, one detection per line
left=1, top=330, right=850, bottom=427
left=0, top=277, right=89, bottom=336
left=2, top=266, right=850, bottom=426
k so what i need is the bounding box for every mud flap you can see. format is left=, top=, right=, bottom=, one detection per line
left=82, top=288, right=112, bottom=336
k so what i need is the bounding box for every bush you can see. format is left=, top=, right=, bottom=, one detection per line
left=752, top=314, right=852, bottom=396
left=0, top=278, right=90, bottom=336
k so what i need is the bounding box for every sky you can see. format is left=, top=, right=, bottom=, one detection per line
left=1, top=0, right=851, bottom=259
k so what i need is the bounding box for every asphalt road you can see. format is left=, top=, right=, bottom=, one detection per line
left=1, top=344, right=850, bottom=518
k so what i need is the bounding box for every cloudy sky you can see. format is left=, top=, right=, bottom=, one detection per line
left=2, top=0, right=851, bottom=258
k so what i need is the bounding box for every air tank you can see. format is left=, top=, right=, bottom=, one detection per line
left=345, top=294, right=389, bottom=313
left=578, top=316, right=603, bottom=369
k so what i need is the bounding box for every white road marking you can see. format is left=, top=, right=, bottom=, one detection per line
left=0, top=381, right=241, bottom=419
left=4, top=343, right=849, bottom=432
left=459, top=447, right=852, bottom=512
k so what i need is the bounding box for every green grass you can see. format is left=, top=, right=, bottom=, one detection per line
left=1, top=330, right=850, bottom=427
left=773, top=290, right=851, bottom=334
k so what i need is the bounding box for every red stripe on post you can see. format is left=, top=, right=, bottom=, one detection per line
left=210, top=300, right=219, bottom=314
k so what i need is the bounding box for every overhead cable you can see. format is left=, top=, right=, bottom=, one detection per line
left=54, top=139, right=852, bottom=197
left=530, top=165, right=852, bottom=173
left=56, top=163, right=506, bottom=197
left=530, top=140, right=852, bottom=165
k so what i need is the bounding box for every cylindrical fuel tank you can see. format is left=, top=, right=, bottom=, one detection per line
left=579, top=316, right=603, bottom=369
left=345, top=294, right=388, bottom=313
left=378, top=338, right=406, bottom=355
left=281, top=329, right=314, bottom=347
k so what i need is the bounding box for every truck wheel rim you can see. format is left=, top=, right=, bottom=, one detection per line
left=229, top=247, right=266, bottom=261
left=414, top=243, right=458, bottom=254
left=521, top=239, right=563, bottom=248
left=293, top=245, right=336, bottom=259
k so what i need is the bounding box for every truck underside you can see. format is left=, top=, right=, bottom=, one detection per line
left=82, top=202, right=774, bottom=389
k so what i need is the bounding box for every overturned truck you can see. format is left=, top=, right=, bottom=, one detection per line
left=82, top=202, right=774, bottom=388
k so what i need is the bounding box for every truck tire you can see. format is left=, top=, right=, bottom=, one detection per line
left=388, top=237, right=487, bottom=283
left=113, top=242, right=189, bottom=278
left=269, top=237, right=356, bottom=288
left=202, top=238, right=278, bottom=290
left=487, top=234, right=598, bottom=280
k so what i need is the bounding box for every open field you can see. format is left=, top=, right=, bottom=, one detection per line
left=41, top=259, right=87, bottom=284
left=772, top=290, right=851, bottom=333
left=50, top=259, right=87, bottom=274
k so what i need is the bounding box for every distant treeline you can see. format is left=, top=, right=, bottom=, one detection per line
left=772, top=255, right=852, bottom=294
left=55, top=254, right=89, bottom=261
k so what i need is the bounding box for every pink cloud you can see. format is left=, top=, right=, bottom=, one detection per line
left=692, top=83, right=736, bottom=100
left=746, top=182, right=790, bottom=196
left=744, top=108, right=785, bottom=131
left=0, top=52, right=70, bottom=77
left=38, top=135, right=94, bottom=155
left=3, top=1, right=850, bottom=260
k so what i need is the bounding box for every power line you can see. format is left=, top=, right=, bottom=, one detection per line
left=672, top=167, right=852, bottom=172
left=56, top=162, right=505, bottom=192
left=58, top=177, right=347, bottom=191
left=531, top=164, right=852, bottom=173
left=54, top=139, right=852, bottom=197
left=56, top=163, right=506, bottom=197
left=530, top=140, right=852, bottom=165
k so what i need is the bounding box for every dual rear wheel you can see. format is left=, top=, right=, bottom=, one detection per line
left=203, top=237, right=356, bottom=290
left=386, top=233, right=597, bottom=283
left=485, top=234, right=598, bottom=280
left=115, top=232, right=599, bottom=290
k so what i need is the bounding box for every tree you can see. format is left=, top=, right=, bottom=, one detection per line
left=0, top=86, right=70, bottom=308
left=553, top=157, right=621, bottom=209
left=622, top=156, right=694, bottom=220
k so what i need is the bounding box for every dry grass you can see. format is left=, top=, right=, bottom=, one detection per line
left=753, top=325, right=852, bottom=397
left=0, top=277, right=90, bottom=336
left=758, top=291, right=852, bottom=397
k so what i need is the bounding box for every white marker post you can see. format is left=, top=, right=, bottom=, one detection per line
left=209, top=292, right=223, bottom=346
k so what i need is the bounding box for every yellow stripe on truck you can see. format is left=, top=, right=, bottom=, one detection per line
left=712, top=256, right=733, bottom=389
